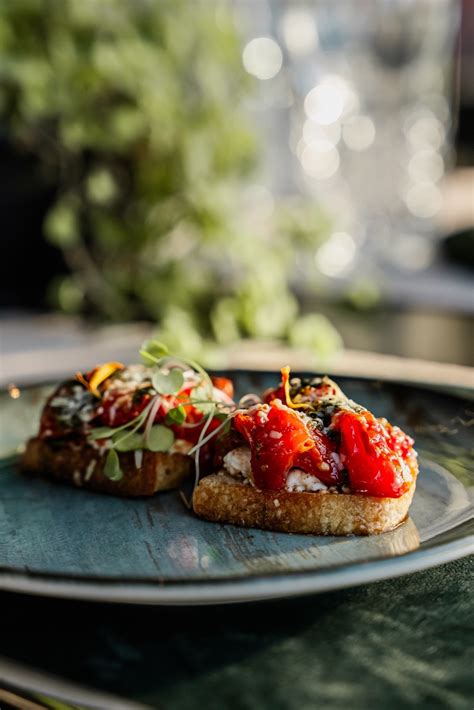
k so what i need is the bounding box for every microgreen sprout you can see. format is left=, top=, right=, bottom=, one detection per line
left=87, top=342, right=238, bottom=483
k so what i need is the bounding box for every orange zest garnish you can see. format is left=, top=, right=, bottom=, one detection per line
left=281, top=366, right=311, bottom=410
left=76, top=361, right=124, bottom=398
left=75, top=371, right=89, bottom=389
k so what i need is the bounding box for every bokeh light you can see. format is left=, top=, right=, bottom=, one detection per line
left=304, top=84, right=344, bottom=125
left=303, top=120, right=341, bottom=146
left=342, top=115, right=376, bottom=151
left=405, top=112, right=446, bottom=150
left=242, top=37, right=283, bottom=80
left=281, top=8, right=318, bottom=56
left=301, top=140, right=340, bottom=180
left=389, top=234, right=436, bottom=271
left=315, top=232, right=356, bottom=277
left=404, top=182, right=442, bottom=218
left=407, top=149, right=444, bottom=182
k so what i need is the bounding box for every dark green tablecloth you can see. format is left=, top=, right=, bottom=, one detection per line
left=1, top=557, right=472, bottom=709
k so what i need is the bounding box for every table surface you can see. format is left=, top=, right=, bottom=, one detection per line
left=0, top=556, right=472, bottom=710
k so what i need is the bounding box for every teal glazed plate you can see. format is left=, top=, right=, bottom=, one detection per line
left=0, top=372, right=472, bottom=605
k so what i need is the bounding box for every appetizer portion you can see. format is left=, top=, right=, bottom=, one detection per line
left=193, top=368, right=419, bottom=535
left=21, top=342, right=234, bottom=497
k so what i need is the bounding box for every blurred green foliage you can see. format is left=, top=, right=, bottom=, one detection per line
left=0, top=0, right=339, bottom=360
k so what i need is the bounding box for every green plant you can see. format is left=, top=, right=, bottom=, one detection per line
left=0, top=0, right=339, bottom=361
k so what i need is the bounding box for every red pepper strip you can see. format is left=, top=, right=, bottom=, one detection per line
left=336, top=410, right=416, bottom=498
left=234, top=401, right=339, bottom=490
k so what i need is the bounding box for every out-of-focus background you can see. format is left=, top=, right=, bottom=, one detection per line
left=0, top=0, right=473, bottom=384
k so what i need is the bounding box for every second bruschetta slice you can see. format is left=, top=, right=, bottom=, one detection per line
left=193, top=368, right=418, bottom=535
left=21, top=342, right=235, bottom=497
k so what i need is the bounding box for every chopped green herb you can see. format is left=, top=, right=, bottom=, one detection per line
left=165, top=405, right=187, bottom=426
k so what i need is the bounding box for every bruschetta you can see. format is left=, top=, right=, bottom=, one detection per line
left=21, top=341, right=234, bottom=497
left=193, top=368, right=418, bottom=535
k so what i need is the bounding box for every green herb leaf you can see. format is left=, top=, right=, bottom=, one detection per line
left=146, top=425, right=174, bottom=452
left=103, top=449, right=123, bottom=481
left=165, top=404, right=186, bottom=426
left=190, top=386, right=215, bottom=414
left=113, top=431, right=144, bottom=452
left=140, top=339, right=169, bottom=364
left=152, top=368, right=184, bottom=395
left=88, top=426, right=117, bottom=441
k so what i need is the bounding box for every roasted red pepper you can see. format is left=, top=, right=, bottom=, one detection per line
left=335, top=410, right=416, bottom=497
left=100, top=388, right=154, bottom=427
left=233, top=402, right=340, bottom=490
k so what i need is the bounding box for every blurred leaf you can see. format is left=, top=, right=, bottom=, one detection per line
left=56, top=278, right=84, bottom=313
left=86, top=169, right=117, bottom=205
left=44, top=198, right=79, bottom=247
left=346, top=281, right=381, bottom=310
left=288, top=314, right=343, bottom=361
left=0, top=0, right=339, bottom=362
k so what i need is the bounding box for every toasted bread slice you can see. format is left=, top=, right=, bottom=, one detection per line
left=21, top=437, right=192, bottom=497
left=193, top=473, right=416, bottom=535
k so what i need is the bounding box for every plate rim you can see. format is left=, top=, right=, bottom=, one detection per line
left=0, top=534, right=472, bottom=604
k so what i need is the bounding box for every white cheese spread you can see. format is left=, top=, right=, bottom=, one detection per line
left=223, top=447, right=252, bottom=481
left=169, top=439, right=193, bottom=455
left=285, top=468, right=328, bottom=492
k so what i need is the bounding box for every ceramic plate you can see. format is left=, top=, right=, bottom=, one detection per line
left=0, top=372, right=472, bottom=605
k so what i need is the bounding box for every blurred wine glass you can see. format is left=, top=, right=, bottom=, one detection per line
left=235, top=0, right=461, bottom=278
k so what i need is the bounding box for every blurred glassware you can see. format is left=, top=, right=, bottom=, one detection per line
left=235, top=0, right=461, bottom=277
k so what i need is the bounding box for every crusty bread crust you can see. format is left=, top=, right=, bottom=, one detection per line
left=193, top=473, right=416, bottom=535
left=21, top=437, right=192, bottom=497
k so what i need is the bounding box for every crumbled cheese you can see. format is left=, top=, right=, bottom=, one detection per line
left=223, top=447, right=252, bottom=480
left=107, top=365, right=150, bottom=389
left=50, top=397, right=70, bottom=407
left=134, top=449, right=143, bottom=469
left=286, top=468, right=328, bottom=493
left=50, top=386, right=96, bottom=427
left=85, top=459, right=96, bottom=482
left=169, top=439, right=193, bottom=455
left=273, top=499, right=280, bottom=507
left=78, top=406, right=95, bottom=423
left=269, top=430, right=282, bottom=439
